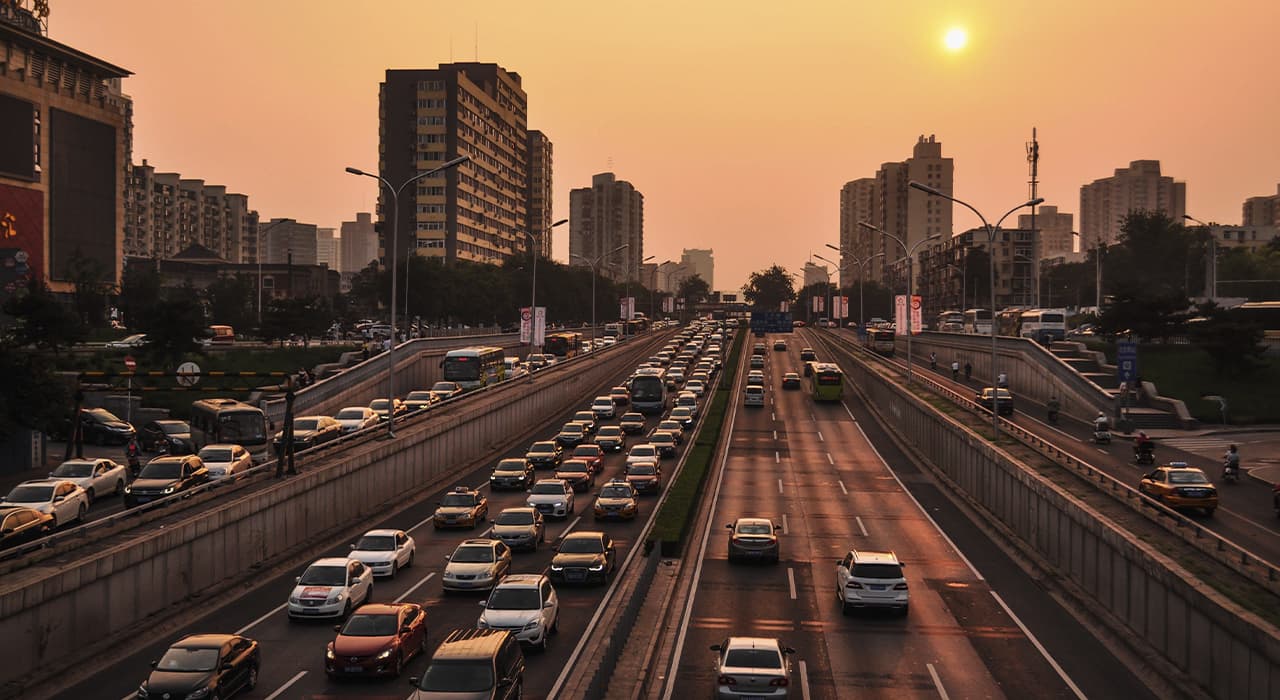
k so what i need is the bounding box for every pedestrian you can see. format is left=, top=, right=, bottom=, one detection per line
left=951, top=360, right=959, bottom=380
left=997, top=372, right=1008, bottom=388
left=964, top=361, right=972, bottom=380
left=362, top=343, right=370, bottom=362
left=929, top=352, right=937, bottom=371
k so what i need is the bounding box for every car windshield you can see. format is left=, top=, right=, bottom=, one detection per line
left=198, top=448, right=233, bottom=463
left=737, top=522, right=773, bottom=535
left=852, top=563, right=904, bottom=579
left=441, top=493, right=474, bottom=506
left=293, top=419, right=320, bottom=431
left=659, top=422, right=681, bottom=432
left=598, top=427, right=622, bottom=436
left=6, top=485, right=54, bottom=502
left=559, top=537, right=604, bottom=553
left=622, top=414, right=643, bottom=422
left=1170, top=471, right=1210, bottom=484
left=495, top=460, right=526, bottom=473
left=531, top=483, right=565, bottom=495
left=629, top=464, right=656, bottom=475
left=335, top=409, right=366, bottom=419
left=355, top=535, right=396, bottom=551
left=561, top=424, right=584, bottom=434
left=52, top=463, right=93, bottom=478
left=431, top=382, right=458, bottom=392
left=574, top=412, right=594, bottom=422
left=156, top=647, right=219, bottom=672
left=559, top=462, right=589, bottom=473
left=725, top=648, right=781, bottom=669
left=632, top=447, right=655, bottom=457
left=529, top=443, right=555, bottom=454
left=340, top=613, right=398, bottom=636
left=138, top=462, right=182, bottom=480
left=495, top=511, right=534, bottom=525
left=652, top=433, right=673, bottom=443
left=370, top=400, right=391, bottom=410
left=451, top=546, right=494, bottom=563
left=418, top=661, right=494, bottom=692
left=593, top=399, right=611, bottom=407
left=85, top=408, right=119, bottom=422
left=601, top=486, right=632, bottom=498
left=298, top=565, right=346, bottom=586
left=405, top=392, right=432, bottom=401
left=486, top=587, right=540, bottom=610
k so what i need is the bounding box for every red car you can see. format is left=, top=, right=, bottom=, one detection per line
left=325, top=603, right=427, bottom=678
left=571, top=444, right=604, bottom=474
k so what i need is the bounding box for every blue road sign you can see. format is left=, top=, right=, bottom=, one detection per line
left=750, top=311, right=793, bottom=334
left=1116, top=340, right=1138, bottom=383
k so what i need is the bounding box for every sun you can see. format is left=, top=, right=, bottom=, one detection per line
left=944, top=27, right=968, bottom=52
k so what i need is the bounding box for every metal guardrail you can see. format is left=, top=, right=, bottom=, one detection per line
left=817, top=331, right=1280, bottom=597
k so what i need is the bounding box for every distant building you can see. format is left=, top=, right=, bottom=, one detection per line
left=126, top=242, right=339, bottom=302
left=315, top=227, right=339, bottom=270
left=1242, top=184, right=1279, bottom=227
left=679, top=248, right=714, bottom=290
left=1017, top=204, right=1075, bottom=259
left=125, top=160, right=260, bottom=263
left=526, top=130, right=554, bottom=257
left=639, top=262, right=658, bottom=291
left=1208, top=224, right=1279, bottom=252
left=263, top=218, right=317, bottom=266
left=339, top=212, right=377, bottom=273
left=1079, top=160, right=1186, bottom=250
left=803, top=261, right=830, bottom=289
left=915, top=227, right=1038, bottom=320
left=838, top=177, right=877, bottom=288
left=655, top=260, right=684, bottom=294
left=569, top=172, right=644, bottom=283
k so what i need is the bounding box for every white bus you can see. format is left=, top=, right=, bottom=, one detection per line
left=963, top=309, right=993, bottom=336
left=441, top=346, right=506, bottom=391
left=1018, top=309, right=1068, bottom=345
left=189, top=399, right=270, bottom=463
left=629, top=368, right=668, bottom=415
left=935, top=310, right=964, bottom=333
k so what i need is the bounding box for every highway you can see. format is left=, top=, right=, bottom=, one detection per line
left=659, top=329, right=1157, bottom=699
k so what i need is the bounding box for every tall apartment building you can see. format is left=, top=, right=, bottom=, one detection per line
left=380, top=63, right=549, bottom=265
left=0, top=6, right=132, bottom=302
left=1017, top=204, right=1074, bottom=259
left=915, top=227, right=1038, bottom=320
left=1242, top=184, right=1279, bottom=227
left=263, top=218, right=317, bottom=266
left=655, top=260, right=684, bottom=294
left=315, top=227, right=339, bottom=270
left=526, top=130, right=554, bottom=257
left=568, top=172, right=644, bottom=283
left=124, top=160, right=260, bottom=263
left=803, top=261, right=830, bottom=289
left=1079, top=160, right=1186, bottom=250
left=679, top=248, right=714, bottom=290
left=838, top=177, right=877, bottom=288
left=340, top=212, right=378, bottom=273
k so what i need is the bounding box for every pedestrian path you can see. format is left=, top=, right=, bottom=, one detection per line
left=1159, top=436, right=1233, bottom=459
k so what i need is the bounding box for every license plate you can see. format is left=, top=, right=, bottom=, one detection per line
left=345, top=666, right=362, bottom=673
left=134, top=497, right=151, bottom=503
left=567, top=572, right=585, bottom=581
left=870, top=584, right=886, bottom=591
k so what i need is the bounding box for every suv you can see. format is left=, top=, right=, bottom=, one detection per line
left=478, top=573, right=559, bottom=651
left=123, top=455, right=209, bottom=509
left=799, top=348, right=817, bottom=362
left=752, top=343, right=767, bottom=356
left=410, top=628, right=524, bottom=699
left=744, top=385, right=765, bottom=407
left=773, top=339, right=787, bottom=351
left=835, top=550, right=909, bottom=615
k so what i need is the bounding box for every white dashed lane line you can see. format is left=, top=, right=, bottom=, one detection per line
left=856, top=516, right=868, bottom=537
left=838, top=479, right=848, bottom=495
left=265, top=671, right=307, bottom=700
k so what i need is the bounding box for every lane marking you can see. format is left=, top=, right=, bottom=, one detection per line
left=855, top=516, right=868, bottom=537
left=781, top=514, right=789, bottom=534
left=772, top=411, right=777, bottom=421
left=841, top=401, right=858, bottom=422
left=777, top=478, right=784, bottom=494
left=991, top=591, right=1087, bottom=699
left=236, top=602, right=287, bottom=635
left=556, top=514, right=583, bottom=539
left=787, top=567, right=797, bottom=599
left=927, top=663, right=950, bottom=700
left=477, top=526, right=493, bottom=537
left=827, top=453, right=835, bottom=465
left=773, top=429, right=778, bottom=440
left=265, top=671, right=307, bottom=700
left=407, top=513, right=436, bottom=533
left=817, top=431, right=824, bottom=442
left=474, top=482, right=489, bottom=491
left=799, top=659, right=812, bottom=700
left=775, top=451, right=781, bottom=464
left=837, top=479, right=847, bottom=495
left=1096, top=448, right=1109, bottom=455
left=810, top=412, right=816, bottom=422
left=394, top=572, right=437, bottom=603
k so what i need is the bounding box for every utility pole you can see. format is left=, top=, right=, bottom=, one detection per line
left=1026, top=127, right=1040, bottom=308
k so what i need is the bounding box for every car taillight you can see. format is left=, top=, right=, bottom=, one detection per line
left=731, top=537, right=742, bottom=545
left=717, top=675, right=736, bottom=686
left=770, top=678, right=789, bottom=687
left=846, top=581, right=863, bottom=589
left=893, top=583, right=908, bottom=590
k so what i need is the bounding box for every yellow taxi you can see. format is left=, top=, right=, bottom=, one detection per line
left=433, top=486, right=489, bottom=529
left=1138, top=462, right=1218, bottom=516
left=594, top=479, right=639, bottom=521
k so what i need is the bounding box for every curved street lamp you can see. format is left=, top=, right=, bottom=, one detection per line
left=522, top=218, right=568, bottom=356
left=571, top=244, right=629, bottom=353
left=825, top=243, right=885, bottom=330
left=856, top=223, right=941, bottom=385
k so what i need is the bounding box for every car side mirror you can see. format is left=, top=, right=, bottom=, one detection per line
left=784, top=647, right=797, bottom=654
left=333, top=624, right=342, bottom=632
left=295, top=576, right=301, bottom=583
left=47, top=473, right=54, bottom=478
left=477, top=600, right=487, bottom=607
left=222, top=662, right=234, bottom=671
left=53, top=495, right=65, bottom=503
left=724, top=524, right=733, bottom=530
left=444, top=555, right=451, bottom=561
left=409, top=677, right=419, bottom=687
left=544, top=600, right=555, bottom=608
left=709, top=644, right=722, bottom=652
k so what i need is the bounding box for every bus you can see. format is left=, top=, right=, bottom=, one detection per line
left=629, top=368, right=668, bottom=415
left=935, top=311, right=964, bottom=333
left=441, top=346, right=506, bottom=391
left=863, top=328, right=896, bottom=356
left=995, top=308, right=1025, bottom=337
left=1018, top=308, right=1068, bottom=344
left=811, top=363, right=844, bottom=402
left=962, top=309, right=993, bottom=335
left=625, top=318, right=649, bottom=335
left=544, top=332, right=582, bottom=359
left=189, top=398, right=270, bottom=463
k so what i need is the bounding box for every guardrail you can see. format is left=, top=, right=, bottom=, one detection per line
left=819, top=331, right=1280, bottom=597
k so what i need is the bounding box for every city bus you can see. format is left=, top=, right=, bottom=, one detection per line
left=189, top=398, right=270, bottom=463
left=441, top=346, right=506, bottom=391
left=995, top=309, right=1025, bottom=337
left=962, top=309, right=993, bottom=335
left=935, top=311, right=964, bottom=333
left=1018, top=308, right=1068, bottom=344
left=629, top=368, right=668, bottom=415
left=810, top=363, right=844, bottom=402
left=863, top=328, right=896, bottom=356
left=544, top=331, right=582, bottom=359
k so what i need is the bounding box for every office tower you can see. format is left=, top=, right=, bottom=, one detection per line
left=679, top=248, right=714, bottom=290
left=315, top=227, right=339, bottom=271
left=263, top=218, right=317, bottom=266
left=1079, top=160, right=1186, bottom=249
left=838, top=177, right=877, bottom=289
left=526, top=130, right=554, bottom=257
left=568, top=172, right=644, bottom=283
left=340, top=212, right=378, bottom=273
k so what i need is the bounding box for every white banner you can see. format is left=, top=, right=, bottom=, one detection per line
left=910, top=295, right=922, bottom=334
left=839, top=296, right=850, bottom=319
left=812, top=296, right=823, bottom=313
left=534, top=307, right=546, bottom=345
left=520, top=307, right=532, bottom=343
left=620, top=297, right=635, bottom=321
left=780, top=301, right=789, bottom=313
left=662, top=296, right=674, bottom=314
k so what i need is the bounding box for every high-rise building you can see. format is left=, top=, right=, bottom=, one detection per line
left=340, top=212, right=378, bottom=273
left=1017, top=204, right=1075, bottom=259
left=803, top=261, right=830, bottom=289
left=526, top=130, right=554, bottom=257
left=679, top=248, right=714, bottom=290
left=1242, top=184, right=1279, bottom=227
left=916, top=227, right=1038, bottom=319
left=315, top=227, right=339, bottom=271
left=263, top=218, right=317, bottom=266
left=655, top=260, right=684, bottom=294
left=639, top=262, right=658, bottom=291
left=569, top=172, right=644, bottom=283
left=124, top=160, right=260, bottom=263
left=838, top=177, right=877, bottom=288
left=1079, top=160, right=1186, bottom=250
left=0, top=6, right=132, bottom=302
left=379, top=63, right=537, bottom=265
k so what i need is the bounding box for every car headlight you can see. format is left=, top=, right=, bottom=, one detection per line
left=375, top=649, right=393, bottom=660
left=477, top=618, right=490, bottom=629
left=327, top=591, right=345, bottom=603
left=325, top=647, right=335, bottom=660
left=523, top=620, right=541, bottom=631
left=137, top=685, right=149, bottom=698
left=186, top=687, right=210, bottom=700
left=289, top=596, right=300, bottom=604
left=124, top=486, right=132, bottom=494
left=554, top=502, right=564, bottom=507
left=443, top=571, right=455, bottom=579
left=550, top=564, right=564, bottom=571
left=162, top=486, right=176, bottom=495
left=589, top=564, right=605, bottom=571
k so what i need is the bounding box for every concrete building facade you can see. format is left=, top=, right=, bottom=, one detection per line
left=262, top=218, right=317, bottom=266
left=679, top=248, right=714, bottom=290
left=1208, top=224, right=1280, bottom=252
left=1242, top=184, right=1279, bottom=227
left=526, top=129, right=553, bottom=257
left=803, top=261, right=830, bottom=289
left=1018, top=204, right=1075, bottom=259
left=1079, top=160, right=1186, bottom=250
left=339, top=212, right=377, bottom=273
left=124, top=160, right=260, bottom=264
left=315, top=227, right=339, bottom=271
left=914, top=227, right=1039, bottom=321
left=838, top=177, right=877, bottom=289
left=569, top=172, right=643, bottom=283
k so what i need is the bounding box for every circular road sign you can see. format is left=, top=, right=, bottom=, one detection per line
left=521, top=308, right=531, bottom=322
left=123, top=355, right=136, bottom=370
left=176, top=361, right=201, bottom=387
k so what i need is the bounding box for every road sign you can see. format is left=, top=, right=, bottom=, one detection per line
left=176, top=361, right=201, bottom=387
left=750, top=311, right=793, bottom=334
left=1116, top=340, right=1138, bottom=383
left=520, top=307, right=532, bottom=343
left=123, top=355, right=136, bottom=370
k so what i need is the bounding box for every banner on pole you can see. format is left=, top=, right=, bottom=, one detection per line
left=662, top=296, right=674, bottom=314
left=838, top=296, right=850, bottom=319
left=520, top=307, right=532, bottom=343
left=533, top=307, right=546, bottom=345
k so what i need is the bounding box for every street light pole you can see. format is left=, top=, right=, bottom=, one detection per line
left=1184, top=215, right=1215, bottom=300
left=571, top=243, right=628, bottom=354
left=257, top=218, right=296, bottom=326
left=522, top=218, right=568, bottom=357
left=910, top=180, right=1042, bottom=438
left=625, top=255, right=655, bottom=334
left=655, top=263, right=686, bottom=319
left=344, top=155, right=470, bottom=439
left=826, top=242, right=885, bottom=331
left=857, top=223, right=940, bottom=385
left=814, top=254, right=840, bottom=326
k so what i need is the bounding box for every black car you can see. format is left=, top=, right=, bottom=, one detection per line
left=124, top=455, right=209, bottom=508
left=489, top=458, right=536, bottom=490
left=78, top=408, right=136, bottom=445
left=525, top=441, right=563, bottom=469
left=272, top=415, right=343, bottom=452
left=140, top=419, right=194, bottom=453
left=550, top=531, right=616, bottom=585
left=555, top=422, right=589, bottom=447
left=0, top=506, right=55, bottom=549
left=139, top=634, right=259, bottom=700
left=594, top=426, right=626, bottom=452
left=976, top=388, right=1015, bottom=416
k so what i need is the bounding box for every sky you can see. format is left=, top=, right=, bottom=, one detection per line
left=51, top=0, right=1280, bottom=293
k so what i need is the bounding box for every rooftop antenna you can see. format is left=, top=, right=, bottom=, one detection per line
left=1026, top=127, right=1040, bottom=306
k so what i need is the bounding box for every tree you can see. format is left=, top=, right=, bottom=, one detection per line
left=1, top=280, right=84, bottom=354
left=742, top=265, right=796, bottom=310
left=137, top=285, right=206, bottom=364
left=1189, top=302, right=1267, bottom=376
left=65, top=249, right=112, bottom=328
left=119, top=263, right=162, bottom=330
left=205, top=274, right=255, bottom=331
left=0, top=346, right=71, bottom=440
left=677, top=274, right=711, bottom=306
left=1098, top=212, right=1199, bottom=340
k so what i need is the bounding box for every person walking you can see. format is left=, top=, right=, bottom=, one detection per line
left=929, top=352, right=937, bottom=371
left=951, top=359, right=960, bottom=380
left=964, top=361, right=973, bottom=381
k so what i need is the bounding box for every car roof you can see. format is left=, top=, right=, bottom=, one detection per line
left=723, top=636, right=782, bottom=651
left=735, top=517, right=774, bottom=528
left=361, top=528, right=402, bottom=537
left=310, top=557, right=354, bottom=567
left=493, top=573, right=544, bottom=588
left=350, top=602, right=414, bottom=616
left=850, top=550, right=900, bottom=565
left=174, top=634, right=237, bottom=649
left=533, top=478, right=567, bottom=486
left=499, top=506, right=537, bottom=514
left=16, top=479, right=69, bottom=487
left=201, top=443, right=242, bottom=450
left=456, top=538, right=499, bottom=548
left=562, top=530, right=604, bottom=541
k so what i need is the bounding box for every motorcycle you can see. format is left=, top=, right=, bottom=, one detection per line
left=1134, top=445, right=1155, bottom=466
left=126, top=453, right=141, bottom=478
left=1093, top=429, right=1112, bottom=444
left=1222, top=464, right=1239, bottom=483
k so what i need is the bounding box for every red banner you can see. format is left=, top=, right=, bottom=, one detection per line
left=0, top=183, right=44, bottom=300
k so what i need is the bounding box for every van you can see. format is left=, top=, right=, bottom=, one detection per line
left=410, top=629, right=524, bottom=699
left=206, top=325, right=235, bottom=345
left=744, top=385, right=765, bottom=407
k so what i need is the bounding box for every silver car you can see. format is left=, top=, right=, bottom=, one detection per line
left=711, top=637, right=795, bottom=699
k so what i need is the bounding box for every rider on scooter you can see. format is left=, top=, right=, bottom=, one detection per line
left=1224, top=444, right=1240, bottom=480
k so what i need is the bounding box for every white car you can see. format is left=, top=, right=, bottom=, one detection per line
left=711, top=636, right=795, bottom=699
left=196, top=444, right=253, bottom=479
left=47, top=459, right=127, bottom=503
left=333, top=406, right=380, bottom=434
left=2, top=479, right=89, bottom=527
left=836, top=550, right=909, bottom=615
left=590, top=396, right=616, bottom=419
left=626, top=444, right=660, bottom=469
left=601, top=337, right=618, bottom=346
left=526, top=478, right=575, bottom=519
left=288, top=557, right=374, bottom=619
left=349, top=528, right=416, bottom=578
left=477, top=573, right=559, bottom=651
left=442, top=538, right=513, bottom=592
left=685, top=379, right=707, bottom=398
left=105, top=333, right=147, bottom=349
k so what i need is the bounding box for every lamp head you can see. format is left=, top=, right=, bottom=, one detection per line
left=909, top=180, right=943, bottom=196
left=344, top=167, right=365, bottom=176
left=824, top=243, right=841, bottom=252
left=1027, top=197, right=1045, bottom=207
left=551, top=218, right=569, bottom=227
left=857, top=221, right=878, bottom=232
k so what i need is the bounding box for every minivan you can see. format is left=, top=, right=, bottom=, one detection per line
left=410, top=629, right=524, bottom=699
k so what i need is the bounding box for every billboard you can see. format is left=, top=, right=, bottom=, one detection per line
left=0, top=183, right=44, bottom=304
left=49, top=108, right=117, bottom=283
left=0, top=93, right=37, bottom=180
left=894, top=294, right=923, bottom=335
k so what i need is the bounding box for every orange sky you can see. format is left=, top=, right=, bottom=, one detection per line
left=52, top=0, right=1280, bottom=291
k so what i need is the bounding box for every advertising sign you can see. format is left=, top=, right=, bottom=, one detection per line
left=620, top=296, right=636, bottom=321
left=911, top=295, right=922, bottom=334
left=520, top=307, right=532, bottom=343
left=838, top=296, right=850, bottom=319
left=533, top=306, right=546, bottom=346
left=811, top=296, right=823, bottom=313
left=894, top=295, right=907, bottom=335
left=0, top=183, right=44, bottom=305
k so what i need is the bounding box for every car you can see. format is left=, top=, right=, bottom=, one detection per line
left=773, top=340, right=787, bottom=351
left=744, top=385, right=766, bottom=407
left=477, top=573, right=560, bottom=651
left=626, top=444, right=660, bottom=467
left=781, top=373, right=802, bottom=390
left=648, top=430, right=678, bottom=458
left=674, top=391, right=699, bottom=416
left=711, top=637, right=794, bottom=699
left=410, top=628, right=524, bottom=699
left=749, top=355, right=765, bottom=370
left=656, top=420, right=684, bottom=444
left=123, top=455, right=209, bottom=508
left=669, top=406, right=696, bottom=429
left=105, top=333, right=148, bottom=349
left=47, top=458, right=127, bottom=503
left=334, top=406, right=381, bottom=433
left=800, top=348, right=817, bottom=362
left=491, top=507, right=546, bottom=551
left=602, top=336, right=618, bottom=346
left=369, top=397, right=408, bottom=421
left=402, top=390, right=438, bottom=411
left=726, top=518, right=782, bottom=563
left=975, top=388, right=1014, bottom=416
left=429, top=381, right=464, bottom=402
left=490, top=458, right=536, bottom=490
left=555, top=458, right=596, bottom=492
left=610, top=386, right=630, bottom=405
left=594, top=425, right=627, bottom=452
left=752, top=343, right=767, bottom=356
left=1139, top=463, right=1219, bottom=516
left=433, top=486, right=489, bottom=529
left=594, top=479, right=639, bottom=521
left=624, top=460, right=662, bottom=495
left=139, top=419, right=194, bottom=453
left=349, top=528, right=416, bottom=578
left=273, top=415, right=343, bottom=452
left=443, top=539, right=512, bottom=592
left=77, top=407, right=136, bottom=445
left=590, top=396, right=616, bottom=419
left=572, top=411, right=598, bottom=434
left=288, top=557, right=374, bottom=619
left=139, top=634, right=260, bottom=700
left=570, top=444, right=604, bottom=473
left=525, top=440, right=563, bottom=469
left=685, top=379, right=707, bottom=397
left=619, top=412, right=647, bottom=435
left=555, top=421, right=589, bottom=447
left=526, top=478, right=575, bottom=519
left=550, top=531, right=616, bottom=585
left=746, top=370, right=765, bottom=386
left=0, top=505, right=55, bottom=548
left=326, top=603, right=427, bottom=678
left=667, top=370, right=686, bottom=388
left=196, top=444, right=253, bottom=479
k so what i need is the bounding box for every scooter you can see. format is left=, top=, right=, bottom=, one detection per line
left=1222, top=459, right=1240, bottom=483
left=1047, top=409, right=1059, bottom=425
left=1134, top=445, right=1155, bottom=466
left=1093, top=429, right=1111, bottom=444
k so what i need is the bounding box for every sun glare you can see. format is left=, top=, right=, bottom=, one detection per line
left=944, top=27, right=968, bottom=52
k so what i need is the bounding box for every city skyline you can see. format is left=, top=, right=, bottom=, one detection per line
left=49, top=0, right=1280, bottom=291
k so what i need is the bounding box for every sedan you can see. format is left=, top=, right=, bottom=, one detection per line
left=0, top=505, right=55, bottom=548
left=648, top=430, right=678, bottom=458
left=197, top=444, right=253, bottom=479
left=555, top=421, right=589, bottom=447
left=550, top=531, right=616, bottom=585
left=491, top=507, right=546, bottom=551
left=555, top=459, right=596, bottom=492
left=526, top=478, right=575, bottom=519
left=594, top=425, right=627, bottom=452
left=572, top=411, right=598, bottom=434
left=442, top=539, right=512, bottom=592
left=105, top=333, right=148, bottom=349
left=334, top=406, right=380, bottom=433
left=78, top=407, right=136, bottom=446
left=402, top=390, right=437, bottom=411
left=288, top=557, right=374, bottom=619
left=428, top=381, right=464, bottom=402
left=669, top=406, right=696, bottom=429
left=619, top=412, right=647, bottom=435
left=490, top=458, right=536, bottom=490
left=349, top=529, right=416, bottom=578
left=726, top=517, right=782, bottom=563
left=369, top=398, right=408, bottom=422
left=526, top=441, right=563, bottom=469
left=781, top=373, right=802, bottom=390
left=139, top=420, right=193, bottom=453
left=610, top=386, right=631, bottom=405
left=139, top=634, right=259, bottom=700
left=272, top=416, right=343, bottom=451
left=656, top=420, right=684, bottom=444
left=326, top=603, right=427, bottom=678
left=685, top=379, right=707, bottom=397
left=1139, top=464, right=1219, bottom=516
left=47, top=458, right=127, bottom=503
left=711, top=637, right=794, bottom=699
left=124, top=455, right=209, bottom=508
left=3, top=479, right=89, bottom=526
left=975, top=388, right=1014, bottom=416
